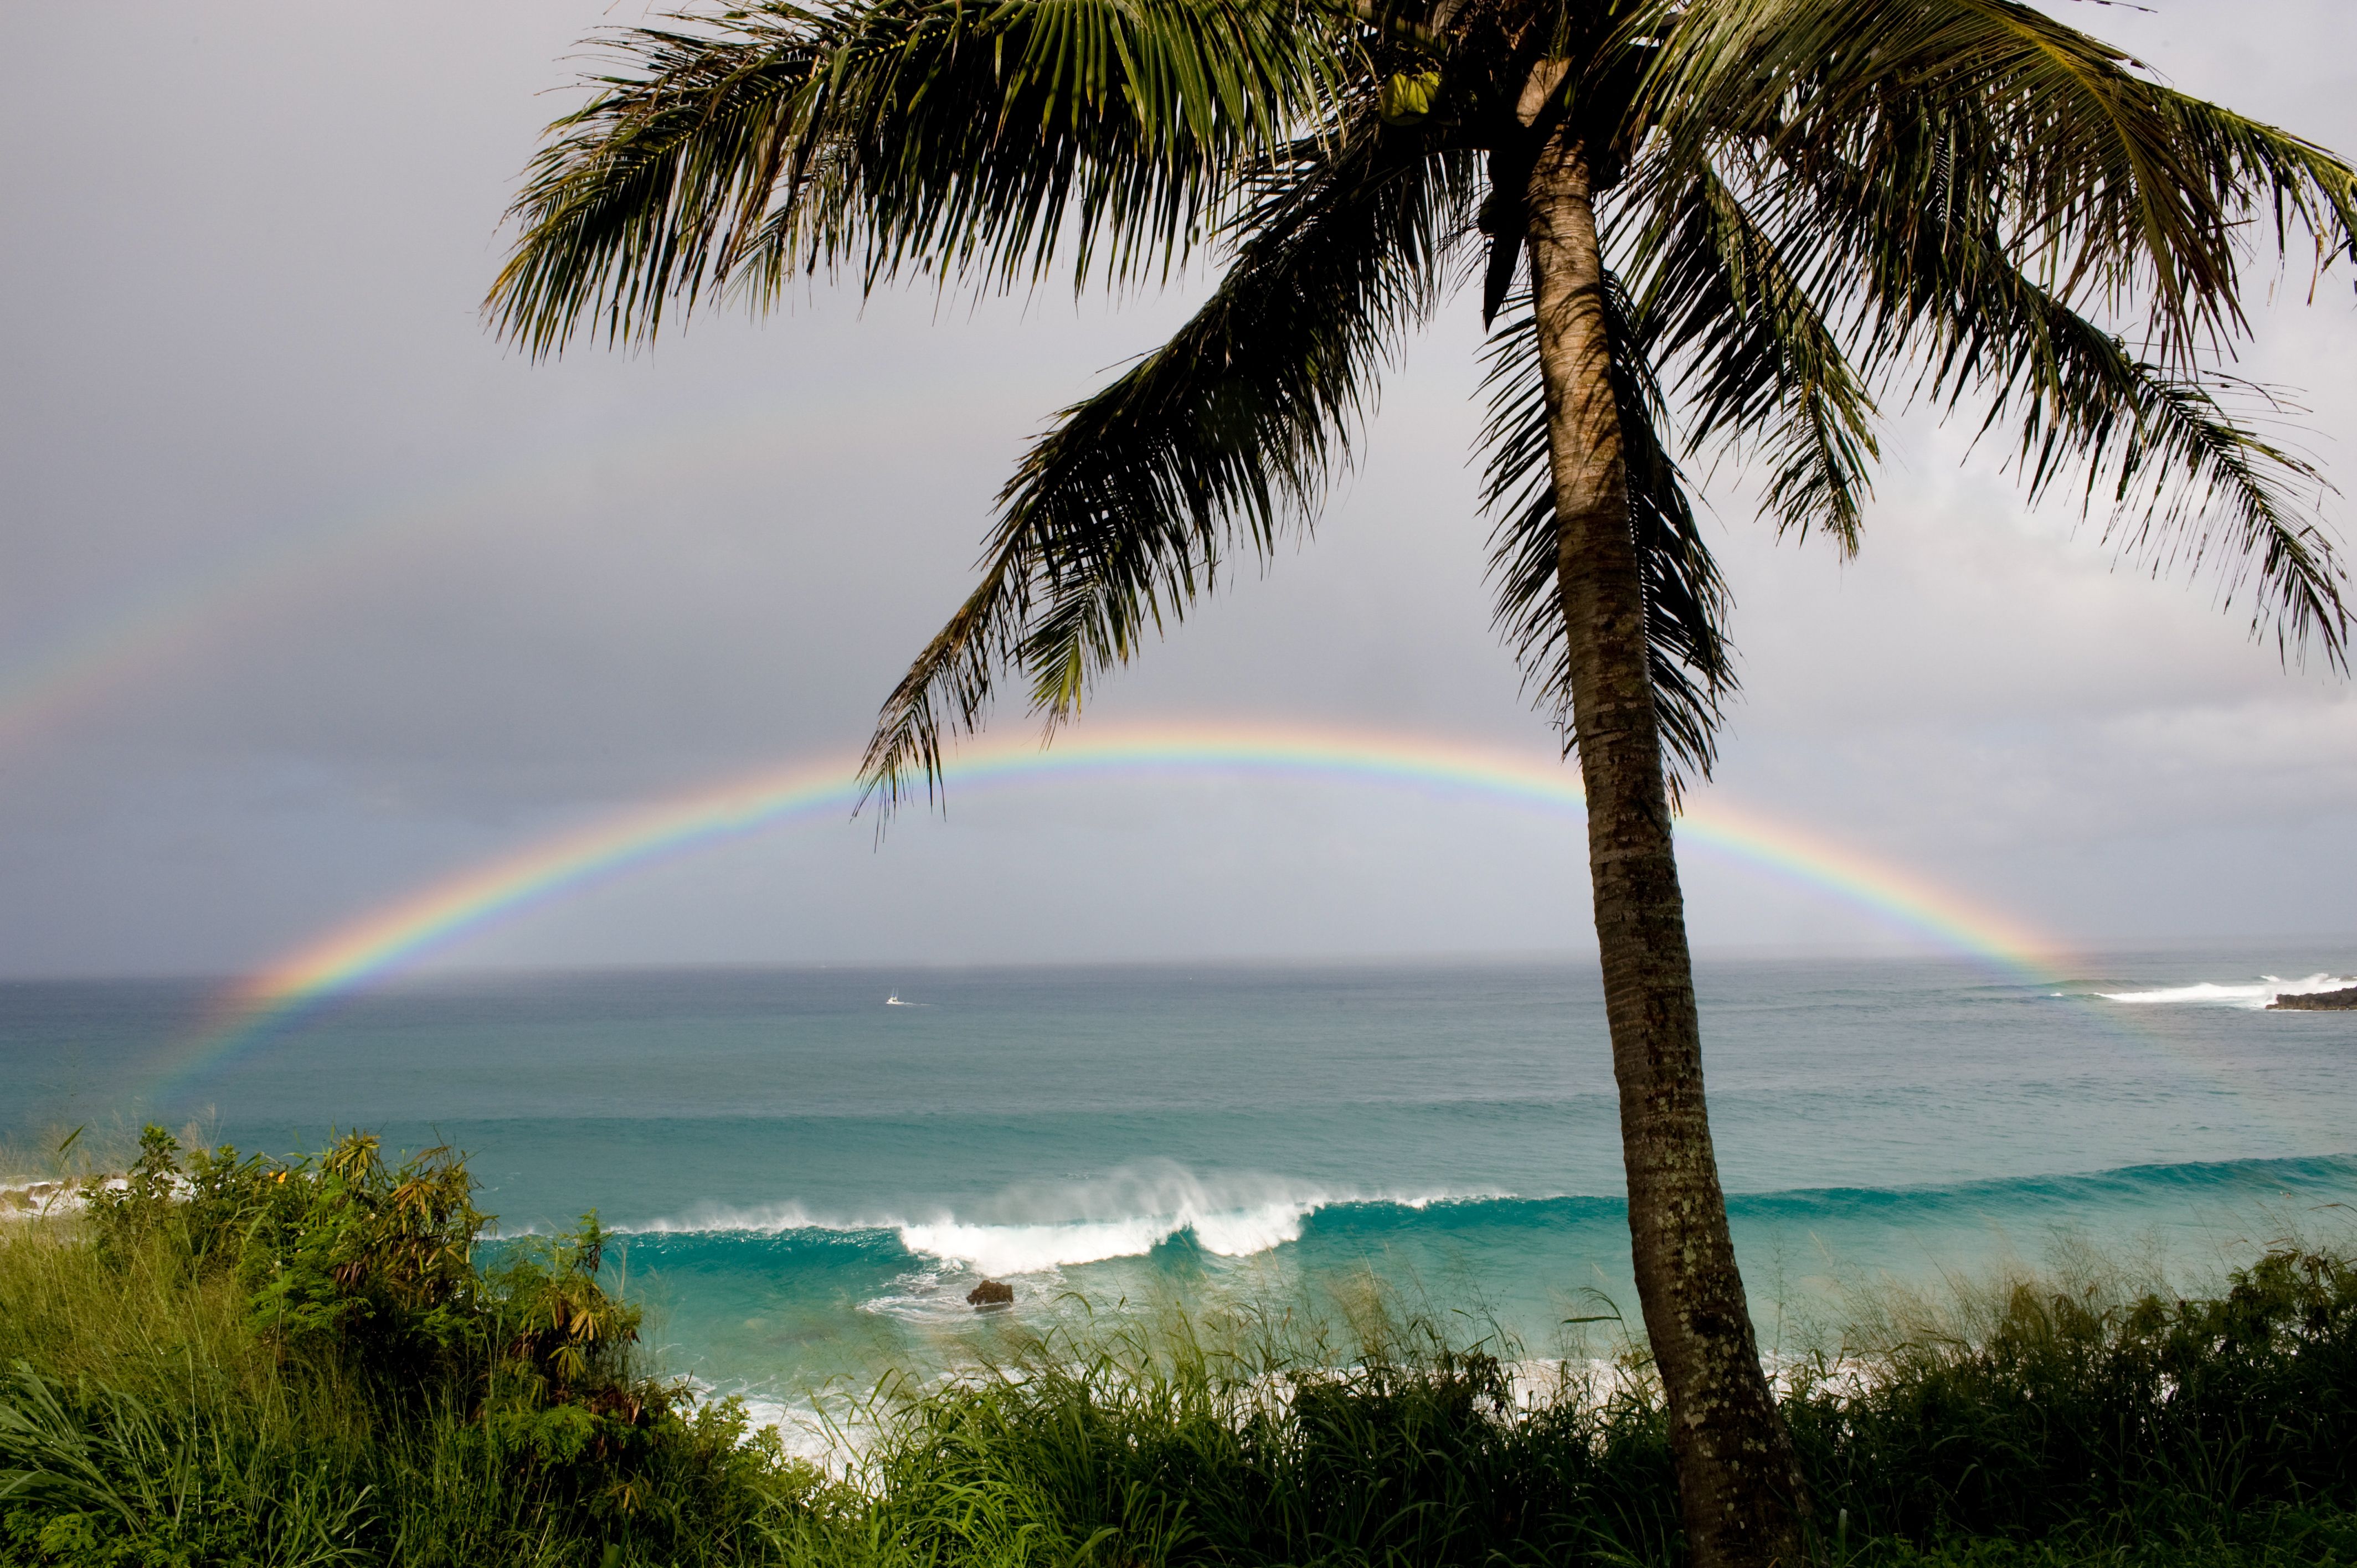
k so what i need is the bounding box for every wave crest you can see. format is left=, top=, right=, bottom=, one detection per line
left=619, top=1162, right=1476, bottom=1271
left=900, top=1202, right=1314, bottom=1274
left=900, top=1164, right=1335, bottom=1270
left=2096, top=972, right=2355, bottom=1008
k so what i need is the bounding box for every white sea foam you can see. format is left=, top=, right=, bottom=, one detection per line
left=0, top=1179, right=90, bottom=1220
left=693, top=1355, right=1633, bottom=1478
left=0, top=1173, right=177, bottom=1223
left=2096, top=972, right=2355, bottom=1009
left=896, top=1163, right=1333, bottom=1272
left=610, top=1201, right=844, bottom=1236
left=620, top=1160, right=1483, bottom=1266
left=899, top=1201, right=1314, bottom=1275
left=676, top=1380, right=883, bottom=1471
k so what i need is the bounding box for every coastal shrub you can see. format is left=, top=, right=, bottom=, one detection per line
left=1788, top=1247, right=2357, bottom=1540
left=868, top=1327, right=1609, bottom=1568
left=83, top=1129, right=489, bottom=1387
left=0, top=1362, right=375, bottom=1568
left=6, top=1129, right=2357, bottom=1567
left=2, top=1128, right=820, bottom=1567
left=843, top=1289, right=2357, bottom=1568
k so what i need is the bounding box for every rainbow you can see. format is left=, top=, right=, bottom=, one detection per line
left=0, top=460, right=545, bottom=752
left=0, top=400, right=851, bottom=752
left=163, top=722, right=2060, bottom=1097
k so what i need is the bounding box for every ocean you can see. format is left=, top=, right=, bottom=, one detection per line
left=7, top=950, right=2355, bottom=1435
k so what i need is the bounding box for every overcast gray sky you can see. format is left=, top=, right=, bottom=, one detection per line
left=3, top=0, right=2354, bottom=979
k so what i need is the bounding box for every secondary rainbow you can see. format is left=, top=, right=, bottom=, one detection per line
left=163, top=721, right=2058, bottom=1098
left=0, top=399, right=853, bottom=751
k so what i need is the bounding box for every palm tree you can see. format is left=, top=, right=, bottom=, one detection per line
left=489, top=2, right=2355, bottom=1561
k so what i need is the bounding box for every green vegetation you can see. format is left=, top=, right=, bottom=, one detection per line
left=1, top=1129, right=799, bottom=1567
left=5, top=1131, right=2356, bottom=1567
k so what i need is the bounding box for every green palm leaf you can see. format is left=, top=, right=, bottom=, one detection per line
left=860, top=114, right=1477, bottom=806
left=1768, top=135, right=2349, bottom=665
left=1945, top=270, right=2344, bottom=666
left=1623, top=156, right=1880, bottom=554
left=1638, top=0, right=2357, bottom=365
left=488, top=0, right=1356, bottom=356
left=1617, top=0, right=2350, bottom=662
left=1479, top=278, right=1737, bottom=794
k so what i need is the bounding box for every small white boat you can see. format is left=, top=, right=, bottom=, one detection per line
left=886, top=993, right=908, bottom=1006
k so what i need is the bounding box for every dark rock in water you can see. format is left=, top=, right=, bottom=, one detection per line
left=966, top=1278, right=1015, bottom=1308
left=2268, top=984, right=2357, bottom=1011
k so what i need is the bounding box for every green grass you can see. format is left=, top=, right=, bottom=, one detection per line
left=3, top=1128, right=2355, bottom=1567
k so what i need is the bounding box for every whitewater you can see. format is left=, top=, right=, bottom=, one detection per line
left=6, top=950, right=2355, bottom=1410
left=2096, top=972, right=2357, bottom=1007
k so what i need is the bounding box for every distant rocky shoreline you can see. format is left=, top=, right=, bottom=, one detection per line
left=2269, top=984, right=2357, bottom=1012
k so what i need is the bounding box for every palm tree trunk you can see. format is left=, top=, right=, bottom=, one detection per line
left=1524, top=133, right=1812, bottom=1568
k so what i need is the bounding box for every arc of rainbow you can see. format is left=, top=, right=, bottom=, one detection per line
left=164, top=722, right=2058, bottom=1098
left=0, top=400, right=857, bottom=751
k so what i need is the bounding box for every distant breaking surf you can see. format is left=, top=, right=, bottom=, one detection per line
left=2097, top=972, right=2357, bottom=1009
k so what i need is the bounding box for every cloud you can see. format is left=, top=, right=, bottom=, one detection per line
left=0, top=0, right=2352, bottom=976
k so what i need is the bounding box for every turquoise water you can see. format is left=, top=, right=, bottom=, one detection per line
left=7, top=951, right=2356, bottom=1425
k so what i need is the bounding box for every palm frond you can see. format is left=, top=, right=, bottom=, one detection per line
left=860, top=119, right=1479, bottom=808
left=1622, top=156, right=1879, bottom=553
left=489, top=0, right=1357, bottom=356
left=2154, top=91, right=2357, bottom=283
left=1613, top=0, right=2350, bottom=663
left=1636, top=0, right=2357, bottom=367
left=1478, top=280, right=1737, bottom=795
left=1762, top=136, right=2350, bottom=667
left=1950, top=271, right=2346, bottom=667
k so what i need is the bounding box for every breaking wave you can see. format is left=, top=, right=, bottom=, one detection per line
left=898, top=1204, right=1314, bottom=1275
left=591, top=1154, right=2357, bottom=1289
left=615, top=1161, right=1475, bottom=1273
left=2096, top=972, right=2356, bottom=1009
